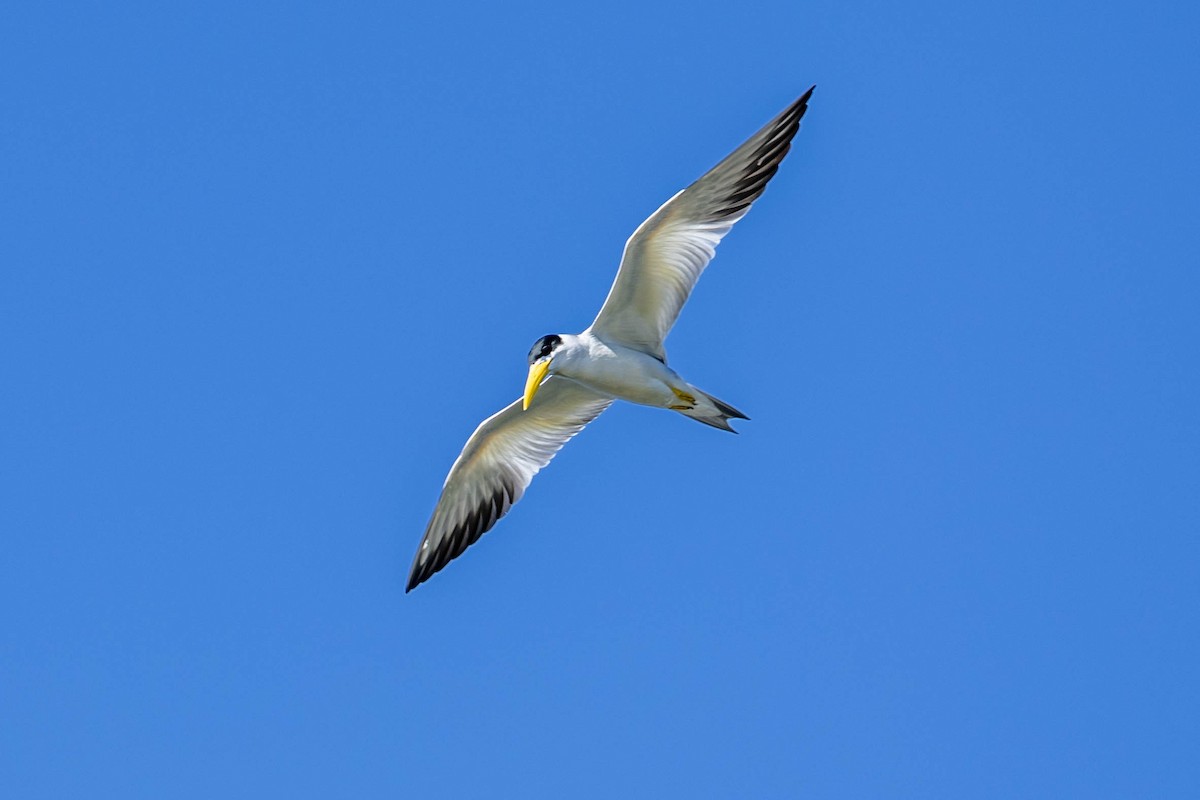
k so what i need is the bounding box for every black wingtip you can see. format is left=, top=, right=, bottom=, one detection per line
left=792, top=86, right=815, bottom=118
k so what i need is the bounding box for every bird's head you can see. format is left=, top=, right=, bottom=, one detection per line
left=524, top=334, right=563, bottom=410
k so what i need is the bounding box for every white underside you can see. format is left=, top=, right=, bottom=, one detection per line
left=548, top=331, right=694, bottom=409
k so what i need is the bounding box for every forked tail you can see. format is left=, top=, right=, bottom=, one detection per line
left=678, top=388, right=750, bottom=433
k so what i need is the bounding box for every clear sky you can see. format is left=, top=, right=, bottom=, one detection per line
left=2, top=1, right=1198, bottom=797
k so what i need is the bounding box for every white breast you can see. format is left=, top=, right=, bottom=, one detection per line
left=553, top=332, right=680, bottom=408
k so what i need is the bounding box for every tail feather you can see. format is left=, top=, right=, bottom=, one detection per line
left=678, top=388, right=749, bottom=433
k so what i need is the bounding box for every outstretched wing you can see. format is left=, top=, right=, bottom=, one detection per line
left=588, top=87, right=813, bottom=359
left=406, top=377, right=612, bottom=591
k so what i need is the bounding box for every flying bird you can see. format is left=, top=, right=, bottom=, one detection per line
left=407, top=87, right=815, bottom=591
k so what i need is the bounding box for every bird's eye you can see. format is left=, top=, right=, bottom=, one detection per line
left=529, top=334, right=561, bottom=363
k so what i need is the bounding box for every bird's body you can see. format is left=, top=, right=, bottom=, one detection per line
left=546, top=333, right=706, bottom=415
left=406, top=87, right=815, bottom=591
left=550, top=334, right=659, bottom=403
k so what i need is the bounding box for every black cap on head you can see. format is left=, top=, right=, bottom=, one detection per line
left=528, top=334, right=562, bottom=364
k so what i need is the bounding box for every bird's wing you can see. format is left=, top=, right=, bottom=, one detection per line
left=588, top=87, right=813, bottom=359
left=406, top=376, right=612, bottom=591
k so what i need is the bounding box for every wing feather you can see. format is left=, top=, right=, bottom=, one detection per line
left=588, top=87, right=814, bottom=358
left=406, top=377, right=612, bottom=591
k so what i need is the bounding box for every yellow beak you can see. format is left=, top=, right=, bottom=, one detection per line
left=523, top=359, right=551, bottom=410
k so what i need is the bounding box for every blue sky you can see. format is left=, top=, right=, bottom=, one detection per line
left=2, top=1, right=1198, bottom=796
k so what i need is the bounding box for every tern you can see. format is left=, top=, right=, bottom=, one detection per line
left=407, top=87, right=814, bottom=591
